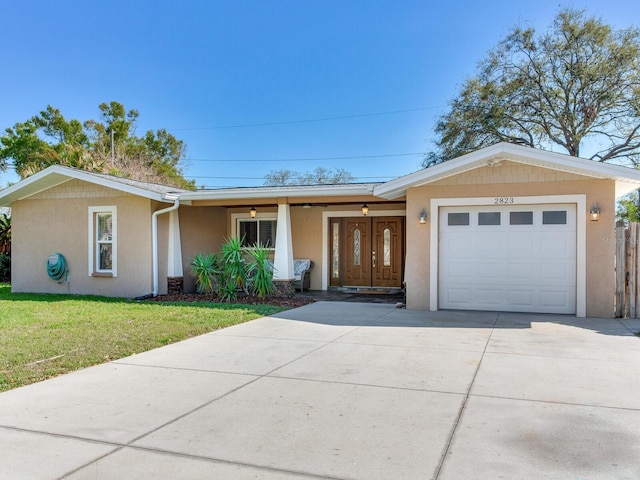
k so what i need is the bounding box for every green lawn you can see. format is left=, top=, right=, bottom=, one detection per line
left=0, top=283, right=285, bottom=392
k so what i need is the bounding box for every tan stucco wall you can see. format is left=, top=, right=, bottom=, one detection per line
left=12, top=183, right=154, bottom=298
left=178, top=206, right=227, bottom=293
left=404, top=162, right=616, bottom=317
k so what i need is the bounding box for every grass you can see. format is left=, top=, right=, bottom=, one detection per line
left=0, top=283, right=286, bottom=392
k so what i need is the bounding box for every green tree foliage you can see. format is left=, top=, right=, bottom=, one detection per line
left=0, top=213, right=11, bottom=282
left=617, top=191, right=640, bottom=223
left=426, top=9, right=640, bottom=166
left=0, top=102, right=195, bottom=189
left=0, top=213, right=10, bottom=253
left=264, top=167, right=355, bottom=186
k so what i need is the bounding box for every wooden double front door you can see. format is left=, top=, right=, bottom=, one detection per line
left=329, top=217, right=404, bottom=288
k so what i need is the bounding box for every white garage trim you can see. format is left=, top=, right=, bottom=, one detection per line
left=429, top=195, right=586, bottom=317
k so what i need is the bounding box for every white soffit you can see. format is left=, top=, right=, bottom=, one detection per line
left=374, top=142, right=640, bottom=199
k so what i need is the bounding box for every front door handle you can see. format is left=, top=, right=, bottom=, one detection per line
left=372, top=250, right=376, bottom=268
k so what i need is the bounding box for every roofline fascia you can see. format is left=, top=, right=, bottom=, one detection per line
left=0, top=165, right=169, bottom=204
left=177, top=183, right=379, bottom=201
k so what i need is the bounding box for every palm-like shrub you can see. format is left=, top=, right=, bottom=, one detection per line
left=191, top=237, right=277, bottom=302
left=221, top=236, right=247, bottom=295
left=190, top=252, right=219, bottom=294
left=247, top=243, right=274, bottom=299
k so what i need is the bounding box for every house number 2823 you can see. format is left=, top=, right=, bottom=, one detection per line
left=494, top=197, right=514, bottom=204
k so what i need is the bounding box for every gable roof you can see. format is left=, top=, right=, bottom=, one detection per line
left=4, top=143, right=640, bottom=206
left=0, top=165, right=189, bottom=206
left=374, top=142, right=640, bottom=199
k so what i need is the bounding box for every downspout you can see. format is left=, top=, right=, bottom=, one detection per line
left=151, top=196, right=180, bottom=297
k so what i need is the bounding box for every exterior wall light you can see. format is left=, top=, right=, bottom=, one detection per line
left=589, top=203, right=600, bottom=221
left=250, top=206, right=257, bottom=218
left=361, top=204, right=369, bottom=216
left=419, top=208, right=428, bottom=224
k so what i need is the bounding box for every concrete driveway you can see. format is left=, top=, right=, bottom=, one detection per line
left=1, top=302, right=640, bottom=479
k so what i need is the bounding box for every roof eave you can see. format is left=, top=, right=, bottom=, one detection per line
left=178, top=183, right=379, bottom=201
left=0, top=166, right=170, bottom=205
left=374, top=142, right=640, bottom=199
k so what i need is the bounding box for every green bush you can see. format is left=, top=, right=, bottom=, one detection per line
left=191, top=237, right=277, bottom=302
left=247, top=243, right=274, bottom=299
left=190, top=252, right=219, bottom=294
left=0, top=253, right=10, bottom=283
left=221, top=236, right=248, bottom=296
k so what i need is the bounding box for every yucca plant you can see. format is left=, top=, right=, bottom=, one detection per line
left=221, top=236, right=247, bottom=295
left=217, top=279, right=239, bottom=303
left=190, top=252, right=219, bottom=294
left=247, top=242, right=274, bottom=299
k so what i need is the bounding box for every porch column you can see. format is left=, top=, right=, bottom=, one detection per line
left=167, top=209, right=184, bottom=293
left=273, top=203, right=295, bottom=281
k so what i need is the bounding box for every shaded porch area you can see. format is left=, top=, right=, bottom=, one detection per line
left=296, top=288, right=405, bottom=305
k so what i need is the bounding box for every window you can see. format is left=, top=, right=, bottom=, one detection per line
left=543, top=211, right=567, bottom=225
left=88, top=206, right=117, bottom=276
left=353, top=228, right=361, bottom=266
left=332, top=222, right=340, bottom=278
left=448, top=212, right=469, bottom=226
left=478, top=212, right=500, bottom=226
left=238, top=219, right=277, bottom=247
left=383, top=228, right=391, bottom=266
left=509, top=211, right=533, bottom=225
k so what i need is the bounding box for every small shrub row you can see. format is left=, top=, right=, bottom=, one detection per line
left=191, top=236, right=274, bottom=301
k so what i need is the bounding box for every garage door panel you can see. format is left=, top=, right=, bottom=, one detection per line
left=540, top=290, right=573, bottom=309
left=540, top=234, right=575, bottom=257
left=443, top=261, right=471, bottom=279
left=540, top=262, right=574, bottom=282
left=506, top=262, right=535, bottom=280
left=475, top=235, right=507, bottom=256
left=506, top=289, right=535, bottom=308
left=439, top=204, right=576, bottom=314
left=506, top=234, right=537, bottom=256
left=443, top=287, right=472, bottom=306
left=475, top=261, right=504, bottom=280
left=447, top=236, right=473, bottom=254
left=474, top=289, right=504, bottom=307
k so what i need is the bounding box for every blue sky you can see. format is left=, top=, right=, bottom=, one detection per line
left=1, top=0, right=639, bottom=188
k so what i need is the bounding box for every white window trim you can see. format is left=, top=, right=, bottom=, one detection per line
left=429, top=195, right=586, bottom=317
left=88, top=206, right=117, bottom=277
left=231, top=212, right=278, bottom=249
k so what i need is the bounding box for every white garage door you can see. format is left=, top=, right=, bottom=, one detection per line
left=439, top=204, right=576, bottom=314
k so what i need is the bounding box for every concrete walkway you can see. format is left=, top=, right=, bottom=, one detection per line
left=1, top=302, right=640, bottom=479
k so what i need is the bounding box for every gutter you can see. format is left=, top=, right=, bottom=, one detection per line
left=151, top=196, right=180, bottom=297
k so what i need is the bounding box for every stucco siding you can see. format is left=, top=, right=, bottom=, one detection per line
left=178, top=206, right=227, bottom=293
left=405, top=163, right=615, bottom=317
left=12, top=192, right=153, bottom=298
left=291, top=206, right=324, bottom=289
left=28, top=178, right=135, bottom=199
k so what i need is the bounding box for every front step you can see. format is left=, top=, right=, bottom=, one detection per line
left=337, top=286, right=404, bottom=295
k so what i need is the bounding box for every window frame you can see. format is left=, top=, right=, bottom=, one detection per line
left=88, top=206, right=117, bottom=277
left=235, top=217, right=277, bottom=249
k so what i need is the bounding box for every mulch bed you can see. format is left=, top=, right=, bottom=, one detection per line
left=151, top=292, right=315, bottom=309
